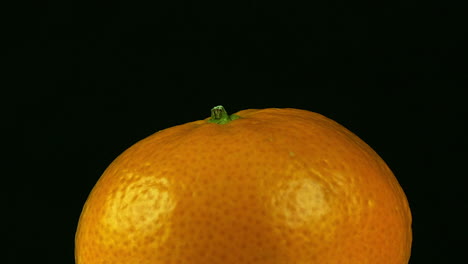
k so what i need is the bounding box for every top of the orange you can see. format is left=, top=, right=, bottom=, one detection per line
left=75, top=106, right=412, bottom=264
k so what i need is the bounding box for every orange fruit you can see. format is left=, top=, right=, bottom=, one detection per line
left=75, top=106, right=412, bottom=264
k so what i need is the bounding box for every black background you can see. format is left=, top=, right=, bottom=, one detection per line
left=8, top=1, right=467, bottom=264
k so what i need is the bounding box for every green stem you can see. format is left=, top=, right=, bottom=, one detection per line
left=208, top=105, right=240, bottom=124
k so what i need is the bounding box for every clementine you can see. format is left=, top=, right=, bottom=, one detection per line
left=75, top=106, right=412, bottom=264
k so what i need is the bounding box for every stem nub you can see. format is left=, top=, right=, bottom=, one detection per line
left=208, top=105, right=240, bottom=124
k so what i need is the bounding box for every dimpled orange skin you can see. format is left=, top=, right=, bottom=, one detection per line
left=75, top=107, right=412, bottom=264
